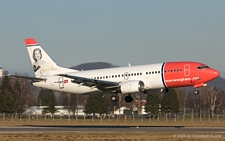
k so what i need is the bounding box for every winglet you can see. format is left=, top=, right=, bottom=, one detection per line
left=25, top=38, right=39, bottom=46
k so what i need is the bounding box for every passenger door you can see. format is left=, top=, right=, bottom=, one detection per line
left=184, top=64, right=190, bottom=76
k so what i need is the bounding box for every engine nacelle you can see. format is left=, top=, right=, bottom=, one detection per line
left=120, top=80, right=145, bottom=94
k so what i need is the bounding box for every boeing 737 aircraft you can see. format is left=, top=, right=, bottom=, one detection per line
left=9, top=38, right=220, bottom=103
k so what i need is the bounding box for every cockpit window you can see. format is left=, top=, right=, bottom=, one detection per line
left=197, top=65, right=210, bottom=69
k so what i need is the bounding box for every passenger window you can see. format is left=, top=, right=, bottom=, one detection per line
left=140, top=73, right=142, bottom=75
left=158, top=71, right=160, bottom=73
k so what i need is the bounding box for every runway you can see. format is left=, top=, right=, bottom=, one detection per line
left=0, top=126, right=225, bottom=133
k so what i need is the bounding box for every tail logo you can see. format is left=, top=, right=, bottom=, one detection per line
left=32, top=48, right=46, bottom=72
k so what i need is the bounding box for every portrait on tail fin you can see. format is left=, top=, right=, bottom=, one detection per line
left=32, top=48, right=46, bottom=72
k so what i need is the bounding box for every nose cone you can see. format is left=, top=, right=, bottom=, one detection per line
left=213, top=69, right=220, bottom=78
left=204, top=69, right=220, bottom=82
left=208, top=69, right=220, bottom=81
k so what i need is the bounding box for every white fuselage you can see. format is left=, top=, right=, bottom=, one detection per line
left=33, top=63, right=164, bottom=94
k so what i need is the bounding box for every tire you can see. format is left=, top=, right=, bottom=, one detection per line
left=194, top=90, right=199, bottom=95
left=125, top=95, right=133, bottom=103
left=111, top=95, right=119, bottom=102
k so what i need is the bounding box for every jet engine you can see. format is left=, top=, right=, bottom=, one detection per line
left=119, top=80, right=145, bottom=94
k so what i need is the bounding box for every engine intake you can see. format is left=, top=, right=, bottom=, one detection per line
left=119, top=80, right=145, bottom=94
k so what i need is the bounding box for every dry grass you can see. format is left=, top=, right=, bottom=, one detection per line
left=0, top=132, right=224, bottom=141
left=0, top=118, right=225, bottom=140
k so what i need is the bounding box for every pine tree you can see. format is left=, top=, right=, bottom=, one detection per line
left=161, top=89, right=179, bottom=114
left=84, top=93, right=108, bottom=117
left=39, top=89, right=57, bottom=114
left=145, top=93, right=160, bottom=116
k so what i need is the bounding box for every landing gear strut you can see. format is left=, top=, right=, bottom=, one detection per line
left=161, top=88, right=169, bottom=93
left=164, top=88, right=169, bottom=93
left=194, top=89, right=199, bottom=95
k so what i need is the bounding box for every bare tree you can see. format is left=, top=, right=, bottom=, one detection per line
left=132, top=92, right=147, bottom=117
left=203, top=86, right=222, bottom=118
left=175, top=87, right=188, bottom=113
left=58, top=93, right=78, bottom=116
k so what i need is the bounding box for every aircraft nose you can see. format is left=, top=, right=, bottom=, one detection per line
left=209, top=69, right=220, bottom=79
left=213, top=69, right=220, bottom=78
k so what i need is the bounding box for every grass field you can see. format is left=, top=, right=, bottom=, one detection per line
left=0, top=117, right=225, bottom=140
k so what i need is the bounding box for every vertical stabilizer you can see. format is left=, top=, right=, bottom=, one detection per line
left=25, top=38, right=76, bottom=77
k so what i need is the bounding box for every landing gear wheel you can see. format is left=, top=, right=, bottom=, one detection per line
left=194, top=89, right=199, bottom=95
left=125, top=95, right=133, bottom=103
left=111, top=95, right=119, bottom=102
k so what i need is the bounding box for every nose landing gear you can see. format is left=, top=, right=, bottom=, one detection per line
left=194, top=89, right=199, bottom=95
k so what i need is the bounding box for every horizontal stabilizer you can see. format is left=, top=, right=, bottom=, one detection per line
left=7, top=74, right=46, bottom=82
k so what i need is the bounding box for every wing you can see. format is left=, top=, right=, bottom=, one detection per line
left=58, top=74, right=120, bottom=92
left=7, top=74, right=46, bottom=82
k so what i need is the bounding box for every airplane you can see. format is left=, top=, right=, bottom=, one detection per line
left=9, top=38, right=220, bottom=103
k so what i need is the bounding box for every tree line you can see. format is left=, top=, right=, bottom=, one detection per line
left=0, top=74, right=224, bottom=118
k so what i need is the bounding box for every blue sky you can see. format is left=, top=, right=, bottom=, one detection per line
left=1, top=1, right=225, bottom=77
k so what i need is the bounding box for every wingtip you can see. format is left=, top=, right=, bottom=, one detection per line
left=25, top=38, right=38, bottom=46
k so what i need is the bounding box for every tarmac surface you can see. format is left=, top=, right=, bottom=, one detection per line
left=0, top=125, right=225, bottom=133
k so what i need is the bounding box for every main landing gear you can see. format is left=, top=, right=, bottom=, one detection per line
left=111, top=94, right=134, bottom=103
left=125, top=94, right=133, bottom=103
left=111, top=94, right=119, bottom=102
